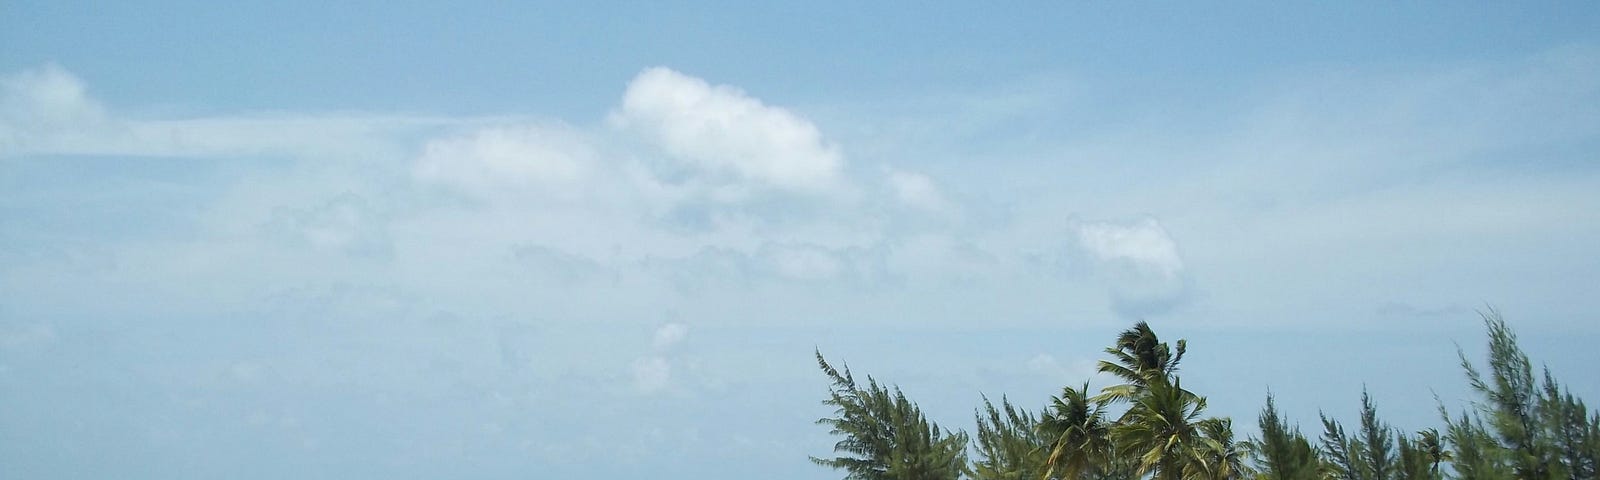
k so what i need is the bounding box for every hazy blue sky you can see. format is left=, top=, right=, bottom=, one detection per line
left=4, top=2, right=1600, bottom=479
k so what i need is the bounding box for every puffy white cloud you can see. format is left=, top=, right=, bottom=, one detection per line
left=0, top=64, right=109, bottom=153
left=0, top=63, right=106, bottom=128
left=1072, top=218, right=1191, bottom=318
left=1075, top=218, right=1184, bottom=280
left=611, top=67, right=845, bottom=193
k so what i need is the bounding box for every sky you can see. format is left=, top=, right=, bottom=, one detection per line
left=3, top=2, right=1600, bottom=479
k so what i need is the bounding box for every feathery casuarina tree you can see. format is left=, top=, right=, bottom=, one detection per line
left=973, top=396, right=1047, bottom=480
left=813, top=351, right=970, bottom=480
left=1250, top=394, right=1325, bottom=480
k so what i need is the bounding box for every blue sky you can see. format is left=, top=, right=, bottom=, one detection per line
left=4, top=2, right=1600, bottom=479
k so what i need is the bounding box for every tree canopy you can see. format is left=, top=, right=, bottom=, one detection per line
left=812, top=311, right=1599, bottom=480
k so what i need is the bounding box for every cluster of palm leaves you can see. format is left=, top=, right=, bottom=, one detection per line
left=813, top=313, right=1599, bottom=480
left=1025, top=322, right=1247, bottom=480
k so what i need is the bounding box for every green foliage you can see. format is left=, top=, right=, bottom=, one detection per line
left=1459, top=310, right=1553, bottom=479
left=1188, top=417, right=1253, bottom=480
left=1453, top=309, right=1600, bottom=480
left=1250, top=394, right=1325, bottom=480
left=1396, top=429, right=1444, bottom=480
left=1357, top=391, right=1397, bottom=480
left=973, top=396, right=1047, bottom=480
left=808, top=311, right=1598, bottom=480
left=1096, top=321, right=1188, bottom=405
left=1115, top=377, right=1211, bottom=480
left=1321, top=413, right=1361, bottom=480
left=1537, top=370, right=1600, bottom=480
left=813, top=351, right=970, bottom=480
left=1440, top=407, right=1512, bottom=480
left=1040, top=383, right=1114, bottom=480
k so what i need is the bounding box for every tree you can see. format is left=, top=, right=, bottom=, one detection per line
left=1439, top=406, right=1512, bottom=480
left=973, top=396, right=1047, bottom=480
left=1320, top=413, right=1362, bottom=480
left=807, top=313, right=1600, bottom=480
left=1537, top=370, right=1600, bottom=480
left=1397, top=429, right=1445, bottom=480
left=1187, top=417, right=1252, bottom=480
left=1113, top=376, right=1211, bottom=480
left=1039, top=383, right=1113, bottom=480
left=813, top=351, right=970, bottom=480
left=1250, top=393, right=1325, bottom=480
left=1318, top=391, right=1398, bottom=480
left=1357, top=390, right=1397, bottom=480
left=1096, top=321, right=1187, bottom=404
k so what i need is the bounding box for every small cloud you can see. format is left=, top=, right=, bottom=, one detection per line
left=1072, top=217, right=1192, bottom=319
left=611, top=67, right=845, bottom=193
left=0, top=63, right=106, bottom=128
left=1026, top=353, right=1064, bottom=375
left=0, top=64, right=109, bottom=154
left=886, top=169, right=949, bottom=212
left=652, top=323, right=688, bottom=351
left=631, top=356, right=671, bottom=393
left=1026, top=353, right=1099, bottom=383
left=1075, top=218, right=1184, bottom=280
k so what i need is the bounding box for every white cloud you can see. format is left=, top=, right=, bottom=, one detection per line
left=611, top=67, right=845, bottom=193
left=1073, top=218, right=1191, bottom=318
left=652, top=323, right=688, bottom=351
left=0, top=64, right=106, bottom=128
left=0, top=64, right=109, bottom=153
left=1026, top=353, right=1098, bottom=382
left=1075, top=218, right=1184, bottom=280
left=631, top=356, right=671, bottom=393
left=886, top=169, right=949, bottom=212
left=412, top=124, right=596, bottom=199
left=0, top=64, right=463, bottom=159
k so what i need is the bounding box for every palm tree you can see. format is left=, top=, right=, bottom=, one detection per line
left=1040, top=383, right=1113, bottom=480
left=1096, top=321, right=1187, bottom=404
left=1188, top=418, right=1252, bottom=480
left=1113, top=377, right=1210, bottom=480
left=1413, top=429, right=1449, bottom=477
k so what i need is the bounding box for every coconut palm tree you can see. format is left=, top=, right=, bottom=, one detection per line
left=1040, top=383, right=1113, bottom=480
left=1113, top=377, right=1210, bottom=480
left=1413, top=429, right=1449, bottom=477
left=1187, top=417, right=1252, bottom=480
left=1096, top=321, right=1187, bottom=404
